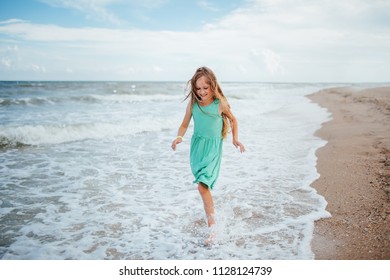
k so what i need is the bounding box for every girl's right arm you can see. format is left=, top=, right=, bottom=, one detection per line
left=171, top=101, right=192, bottom=151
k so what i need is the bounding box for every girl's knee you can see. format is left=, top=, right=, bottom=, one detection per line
left=198, top=182, right=209, bottom=194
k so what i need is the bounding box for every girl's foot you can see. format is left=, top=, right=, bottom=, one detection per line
left=205, top=226, right=216, bottom=246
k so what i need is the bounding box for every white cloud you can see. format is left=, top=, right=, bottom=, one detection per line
left=1, top=58, right=12, bottom=68
left=1, top=42, right=45, bottom=73
left=236, top=64, right=248, bottom=74
left=0, top=43, right=20, bottom=70
left=39, top=0, right=124, bottom=25
left=197, top=1, right=219, bottom=12
left=153, top=66, right=163, bottom=72
left=31, top=64, right=46, bottom=73
left=39, top=0, right=172, bottom=26
left=261, top=48, right=284, bottom=75
left=0, top=19, right=29, bottom=25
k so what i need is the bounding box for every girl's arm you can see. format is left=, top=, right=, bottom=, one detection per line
left=221, top=105, right=245, bottom=153
left=171, top=101, right=192, bottom=151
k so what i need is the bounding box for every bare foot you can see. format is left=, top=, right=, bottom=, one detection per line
left=205, top=226, right=216, bottom=246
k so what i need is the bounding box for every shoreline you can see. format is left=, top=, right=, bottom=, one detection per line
left=308, top=86, right=390, bottom=259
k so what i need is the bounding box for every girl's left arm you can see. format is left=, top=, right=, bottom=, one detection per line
left=222, top=106, right=245, bottom=153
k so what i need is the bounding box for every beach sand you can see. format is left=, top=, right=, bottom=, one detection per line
left=308, top=86, right=390, bottom=259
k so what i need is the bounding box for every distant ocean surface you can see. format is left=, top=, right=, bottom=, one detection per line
left=0, top=81, right=351, bottom=259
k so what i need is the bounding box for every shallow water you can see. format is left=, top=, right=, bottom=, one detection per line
left=0, top=81, right=339, bottom=259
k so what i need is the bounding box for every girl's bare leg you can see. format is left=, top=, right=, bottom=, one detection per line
left=198, top=183, right=215, bottom=227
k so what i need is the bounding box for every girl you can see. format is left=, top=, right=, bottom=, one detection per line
left=171, top=67, right=245, bottom=243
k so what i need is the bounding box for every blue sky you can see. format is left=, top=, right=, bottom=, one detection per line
left=1, top=0, right=390, bottom=82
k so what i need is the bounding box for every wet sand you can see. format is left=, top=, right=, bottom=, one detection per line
left=308, top=86, right=390, bottom=259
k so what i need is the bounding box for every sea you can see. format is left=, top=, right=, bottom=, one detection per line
left=0, top=81, right=353, bottom=260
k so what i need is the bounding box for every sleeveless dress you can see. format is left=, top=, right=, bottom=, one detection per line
left=190, top=99, right=223, bottom=190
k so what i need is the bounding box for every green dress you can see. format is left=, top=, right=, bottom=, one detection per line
left=190, top=99, right=223, bottom=190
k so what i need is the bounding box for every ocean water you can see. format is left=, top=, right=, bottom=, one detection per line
left=0, top=81, right=333, bottom=260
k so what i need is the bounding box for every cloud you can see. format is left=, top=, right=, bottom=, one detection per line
left=39, top=0, right=172, bottom=26
left=250, top=48, right=284, bottom=78
left=0, top=19, right=29, bottom=25
left=31, top=64, right=46, bottom=73
left=0, top=43, right=20, bottom=70
left=261, top=48, right=284, bottom=75
left=0, top=21, right=124, bottom=41
left=1, top=58, right=12, bottom=68
left=0, top=42, right=47, bottom=74
left=126, top=0, right=170, bottom=9
left=39, top=0, right=124, bottom=25
left=153, top=66, right=163, bottom=72
left=197, top=1, right=219, bottom=12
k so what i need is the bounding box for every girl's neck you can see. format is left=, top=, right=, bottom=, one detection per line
left=198, top=97, right=215, bottom=107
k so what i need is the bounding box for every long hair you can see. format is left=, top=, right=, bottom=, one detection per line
left=185, top=66, right=230, bottom=138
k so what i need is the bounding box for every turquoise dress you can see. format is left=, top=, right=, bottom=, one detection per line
left=190, top=99, right=223, bottom=190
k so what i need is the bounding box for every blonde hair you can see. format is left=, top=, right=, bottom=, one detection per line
left=185, top=66, right=231, bottom=138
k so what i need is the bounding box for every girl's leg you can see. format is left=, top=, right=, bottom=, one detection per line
left=198, top=183, right=215, bottom=227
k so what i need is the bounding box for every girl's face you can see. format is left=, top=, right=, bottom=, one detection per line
left=195, top=76, right=213, bottom=103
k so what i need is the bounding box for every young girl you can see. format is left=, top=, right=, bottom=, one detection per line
left=171, top=67, right=245, bottom=243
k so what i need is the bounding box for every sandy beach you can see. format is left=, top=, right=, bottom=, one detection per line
left=308, top=86, right=390, bottom=259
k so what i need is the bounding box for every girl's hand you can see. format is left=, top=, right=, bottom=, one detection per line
left=233, top=140, right=245, bottom=153
left=171, top=137, right=183, bottom=151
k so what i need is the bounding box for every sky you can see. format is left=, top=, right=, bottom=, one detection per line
left=0, top=0, right=389, bottom=82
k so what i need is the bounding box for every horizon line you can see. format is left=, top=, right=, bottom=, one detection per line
left=1, top=80, right=389, bottom=84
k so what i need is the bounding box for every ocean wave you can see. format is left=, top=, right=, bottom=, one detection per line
left=0, top=93, right=180, bottom=107
left=89, top=93, right=180, bottom=103
left=0, top=136, right=30, bottom=149
left=0, top=117, right=176, bottom=147
left=0, top=96, right=66, bottom=106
